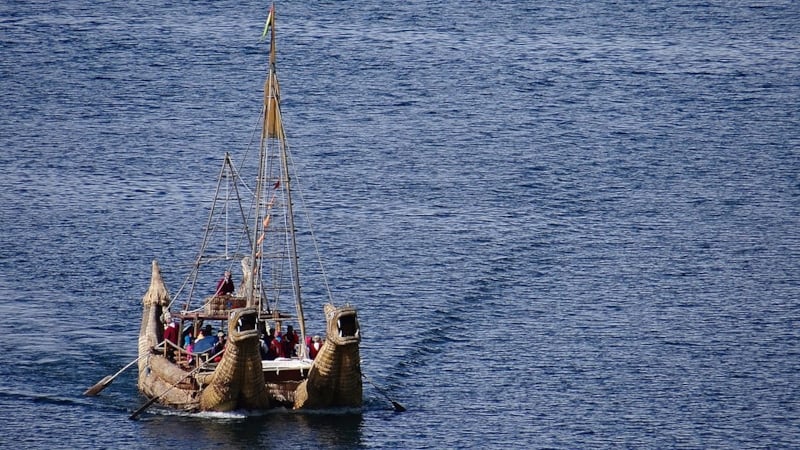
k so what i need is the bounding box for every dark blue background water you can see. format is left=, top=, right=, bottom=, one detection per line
left=2, top=1, right=799, bottom=448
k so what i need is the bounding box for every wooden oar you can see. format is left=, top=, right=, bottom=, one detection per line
left=361, top=372, right=406, bottom=412
left=84, top=343, right=165, bottom=396
left=129, top=349, right=223, bottom=420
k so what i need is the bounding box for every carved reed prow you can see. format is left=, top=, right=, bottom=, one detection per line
left=293, top=303, right=362, bottom=409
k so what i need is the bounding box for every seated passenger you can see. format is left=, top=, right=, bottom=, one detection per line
left=284, top=325, right=299, bottom=357
left=259, top=333, right=271, bottom=360
left=214, top=331, right=226, bottom=351
left=184, top=335, right=194, bottom=364
left=214, top=270, right=235, bottom=296
left=213, top=331, right=226, bottom=362
left=309, top=335, right=323, bottom=359
left=269, top=330, right=286, bottom=358
left=193, top=326, right=217, bottom=355
left=263, top=328, right=277, bottom=360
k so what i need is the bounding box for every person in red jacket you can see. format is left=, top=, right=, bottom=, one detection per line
left=283, top=325, right=299, bottom=357
left=215, top=270, right=235, bottom=296
left=308, top=335, right=323, bottom=360
left=162, top=312, right=179, bottom=361
left=269, top=329, right=286, bottom=358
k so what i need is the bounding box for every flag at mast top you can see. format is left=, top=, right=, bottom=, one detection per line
left=260, top=4, right=274, bottom=42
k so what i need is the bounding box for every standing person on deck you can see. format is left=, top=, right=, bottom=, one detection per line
left=284, top=325, right=299, bottom=357
left=269, top=329, right=286, bottom=358
left=162, top=312, right=179, bottom=361
left=215, top=270, right=235, bottom=296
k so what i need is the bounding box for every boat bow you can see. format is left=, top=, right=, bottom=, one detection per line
left=294, top=303, right=363, bottom=409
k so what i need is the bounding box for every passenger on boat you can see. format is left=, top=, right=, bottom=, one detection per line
left=162, top=312, right=179, bottom=360
left=261, top=328, right=278, bottom=359
left=214, top=270, right=235, bottom=296
left=309, top=335, right=323, bottom=360
left=212, top=331, right=226, bottom=362
left=184, top=335, right=194, bottom=364
left=269, top=329, right=286, bottom=359
left=181, top=325, right=194, bottom=347
left=193, top=326, right=217, bottom=355
left=215, top=331, right=226, bottom=350
left=284, top=325, right=299, bottom=357
left=259, top=332, right=270, bottom=360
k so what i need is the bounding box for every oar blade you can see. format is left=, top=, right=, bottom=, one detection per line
left=129, top=396, right=159, bottom=420
left=83, top=375, right=113, bottom=396
left=391, top=401, right=406, bottom=412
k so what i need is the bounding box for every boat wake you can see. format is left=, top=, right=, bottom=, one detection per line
left=142, top=405, right=363, bottom=420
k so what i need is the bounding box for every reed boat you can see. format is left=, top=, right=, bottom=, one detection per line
left=132, top=5, right=363, bottom=415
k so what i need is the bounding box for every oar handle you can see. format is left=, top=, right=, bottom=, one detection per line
left=107, top=342, right=167, bottom=380
left=111, top=355, right=143, bottom=378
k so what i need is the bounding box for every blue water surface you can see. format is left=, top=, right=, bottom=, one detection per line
left=1, top=1, right=799, bottom=448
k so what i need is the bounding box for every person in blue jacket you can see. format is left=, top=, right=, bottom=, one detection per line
left=193, top=325, right=218, bottom=355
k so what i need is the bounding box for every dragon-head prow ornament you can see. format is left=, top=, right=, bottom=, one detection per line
left=227, top=307, right=259, bottom=344
left=324, top=303, right=361, bottom=346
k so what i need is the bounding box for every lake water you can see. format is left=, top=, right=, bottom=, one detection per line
left=1, top=0, right=799, bottom=448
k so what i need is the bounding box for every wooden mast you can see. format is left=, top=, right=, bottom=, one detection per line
left=256, top=7, right=307, bottom=353
left=271, top=10, right=307, bottom=355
